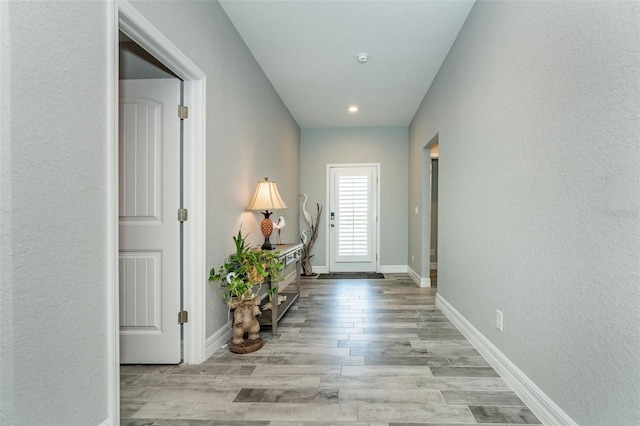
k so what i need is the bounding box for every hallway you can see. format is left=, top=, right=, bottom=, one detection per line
left=121, top=275, right=541, bottom=424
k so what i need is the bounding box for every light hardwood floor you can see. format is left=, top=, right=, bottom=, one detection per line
left=121, top=274, right=541, bottom=425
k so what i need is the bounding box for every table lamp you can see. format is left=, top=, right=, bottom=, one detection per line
left=246, top=177, right=287, bottom=250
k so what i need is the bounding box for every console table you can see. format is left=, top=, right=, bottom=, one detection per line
left=258, top=243, right=303, bottom=335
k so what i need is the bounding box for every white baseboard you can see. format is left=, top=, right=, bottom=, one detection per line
left=313, top=265, right=409, bottom=275
left=379, top=265, right=408, bottom=273
left=436, top=294, right=577, bottom=426
left=205, top=320, right=232, bottom=359
left=311, top=265, right=329, bottom=274
left=99, top=418, right=112, bottom=426
left=407, top=266, right=431, bottom=287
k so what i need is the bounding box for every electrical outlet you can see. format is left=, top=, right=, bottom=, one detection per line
left=496, top=310, right=503, bottom=332
left=411, top=254, right=415, bottom=262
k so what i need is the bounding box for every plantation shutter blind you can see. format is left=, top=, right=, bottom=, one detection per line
left=338, top=174, right=369, bottom=257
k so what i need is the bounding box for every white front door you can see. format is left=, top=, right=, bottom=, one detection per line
left=119, top=79, right=181, bottom=364
left=329, top=165, right=378, bottom=272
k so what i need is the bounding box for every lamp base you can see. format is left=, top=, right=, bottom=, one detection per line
left=261, top=237, right=275, bottom=251
left=260, top=214, right=275, bottom=250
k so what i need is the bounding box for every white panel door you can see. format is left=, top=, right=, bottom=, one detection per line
left=329, top=165, right=378, bottom=272
left=119, top=79, right=181, bottom=364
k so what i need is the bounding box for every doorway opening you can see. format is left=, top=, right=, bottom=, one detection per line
left=422, top=135, right=438, bottom=287
left=429, top=155, right=438, bottom=287
left=118, top=55, right=183, bottom=363
left=108, top=2, right=207, bottom=422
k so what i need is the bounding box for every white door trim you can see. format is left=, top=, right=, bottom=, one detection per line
left=108, top=0, right=207, bottom=423
left=325, top=163, right=381, bottom=273
left=106, top=3, right=118, bottom=424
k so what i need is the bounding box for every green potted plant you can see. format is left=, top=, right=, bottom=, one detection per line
left=209, top=228, right=284, bottom=353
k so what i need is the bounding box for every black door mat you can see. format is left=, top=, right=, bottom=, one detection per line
left=317, top=272, right=385, bottom=280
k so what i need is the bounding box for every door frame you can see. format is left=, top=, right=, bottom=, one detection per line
left=325, top=163, right=381, bottom=273
left=107, top=0, right=207, bottom=422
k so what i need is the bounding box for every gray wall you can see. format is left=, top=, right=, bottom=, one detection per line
left=1, top=1, right=300, bottom=423
left=409, top=2, right=640, bottom=425
left=128, top=1, right=300, bottom=338
left=300, top=127, right=408, bottom=270
left=1, top=1, right=109, bottom=424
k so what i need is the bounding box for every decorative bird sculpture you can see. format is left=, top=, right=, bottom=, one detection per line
left=273, top=216, right=285, bottom=244
left=299, top=193, right=314, bottom=229
left=300, top=229, right=309, bottom=245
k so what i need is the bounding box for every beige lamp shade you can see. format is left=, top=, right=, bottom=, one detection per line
left=246, top=177, right=287, bottom=211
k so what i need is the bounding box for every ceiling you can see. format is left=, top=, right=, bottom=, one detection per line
left=220, top=0, right=475, bottom=128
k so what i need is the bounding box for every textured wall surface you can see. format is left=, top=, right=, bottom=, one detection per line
left=1, top=1, right=108, bottom=424
left=129, top=1, right=300, bottom=338
left=2, top=1, right=300, bottom=422
left=300, top=127, right=409, bottom=269
left=409, top=2, right=640, bottom=424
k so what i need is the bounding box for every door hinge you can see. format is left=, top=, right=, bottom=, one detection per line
left=178, top=105, right=189, bottom=119
left=178, top=208, right=188, bottom=222
left=178, top=310, right=189, bottom=324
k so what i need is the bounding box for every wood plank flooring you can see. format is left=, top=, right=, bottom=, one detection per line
left=121, top=274, right=541, bottom=425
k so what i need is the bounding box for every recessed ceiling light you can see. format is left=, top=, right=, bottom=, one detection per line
left=348, top=106, right=358, bottom=113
